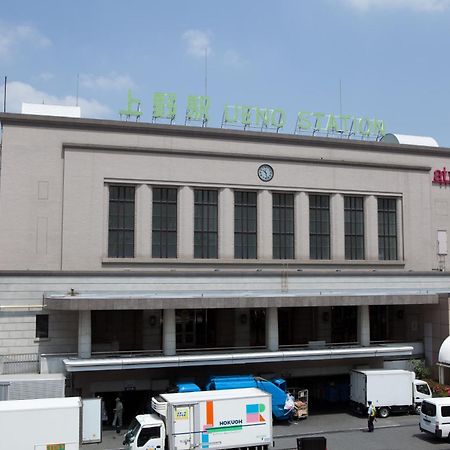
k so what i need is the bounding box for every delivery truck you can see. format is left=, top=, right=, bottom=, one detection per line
left=0, top=396, right=102, bottom=449
left=123, top=387, right=273, bottom=450
left=0, top=397, right=81, bottom=450
left=349, top=369, right=431, bottom=418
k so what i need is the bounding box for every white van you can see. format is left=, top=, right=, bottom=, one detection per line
left=420, top=397, right=450, bottom=440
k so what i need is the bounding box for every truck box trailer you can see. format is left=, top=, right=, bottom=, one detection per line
left=350, top=369, right=431, bottom=418
left=0, top=397, right=81, bottom=450
left=124, top=387, right=273, bottom=450
left=0, top=396, right=102, bottom=449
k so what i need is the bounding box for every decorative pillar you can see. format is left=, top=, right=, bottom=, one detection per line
left=295, top=192, right=309, bottom=260
left=331, top=193, right=345, bottom=260
left=358, top=304, right=370, bottom=347
left=396, top=197, right=404, bottom=260
left=78, top=310, right=92, bottom=358
left=365, top=195, right=378, bottom=260
left=439, top=365, right=445, bottom=385
left=219, top=188, right=234, bottom=259
left=178, top=186, right=194, bottom=258
left=136, top=184, right=152, bottom=258
left=266, top=307, right=279, bottom=351
left=258, top=190, right=272, bottom=259
left=163, top=309, right=176, bottom=356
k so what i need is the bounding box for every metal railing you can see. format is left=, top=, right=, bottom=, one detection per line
left=0, top=353, right=39, bottom=374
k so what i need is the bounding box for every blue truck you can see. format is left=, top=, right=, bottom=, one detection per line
left=177, top=375, right=293, bottom=421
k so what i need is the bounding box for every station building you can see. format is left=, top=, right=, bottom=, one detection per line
left=1, top=111, right=450, bottom=413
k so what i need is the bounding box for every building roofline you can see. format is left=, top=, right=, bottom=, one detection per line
left=1, top=112, right=449, bottom=155
left=0, top=269, right=448, bottom=278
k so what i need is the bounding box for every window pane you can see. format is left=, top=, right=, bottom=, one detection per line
left=152, top=188, right=178, bottom=258
left=309, top=194, right=330, bottom=260
left=273, top=193, right=295, bottom=259
left=108, top=185, right=135, bottom=258
left=194, top=190, right=218, bottom=259
left=378, top=198, right=398, bottom=260
left=36, top=314, right=49, bottom=339
left=345, top=196, right=365, bottom=260
left=234, top=191, right=257, bottom=259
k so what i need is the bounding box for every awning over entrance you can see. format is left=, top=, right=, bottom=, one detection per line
left=41, top=271, right=450, bottom=310
left=63, top=344, right=413, bottom=372
left=46, top=291, right=438, bottom=310
left=438, top=336, right=450, bottom=368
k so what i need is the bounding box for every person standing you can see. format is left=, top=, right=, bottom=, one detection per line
left=367, top=400, right=376, bottom=432
left=112, top=397, right=124, bottom=433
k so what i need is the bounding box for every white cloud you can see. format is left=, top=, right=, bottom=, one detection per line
left=36, top=72, right=54, bottom=82
left=0, top=23, right=51, bottom=59
left=2, top=81, right=111, bottom=118
left=342, top=0, right=450, bottom=12
left=223, top=49, right=247, bottom=67
left=182, top=30, right=213, bottom=58
left=80, top=72, right=135, bottom=90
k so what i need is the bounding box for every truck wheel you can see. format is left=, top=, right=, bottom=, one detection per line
left=378, top=407, right=390, bottom=418
left=414, top=404, right=422, bottom=415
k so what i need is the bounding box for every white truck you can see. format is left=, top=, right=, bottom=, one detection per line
left=350, top=369, right=431, bottom=418
left=0, top=396, right=102, bottom=449
left=123, top=387, right=273, bottom=450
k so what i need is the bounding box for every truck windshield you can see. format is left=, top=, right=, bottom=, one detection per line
left=416, top=384, right=431, bottom=396
left=421, top=401, right=436, bottom=417
left=125, top=418, right=141, bottom=443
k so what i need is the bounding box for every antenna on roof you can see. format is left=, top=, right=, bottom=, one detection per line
left=339, top=79, right=342, bottom=133
left=3, top=75, right=7, bottom=113
left=204, top=48, right=208, bottom=98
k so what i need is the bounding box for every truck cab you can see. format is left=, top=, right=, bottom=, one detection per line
left=123, top=414, right=165, bottom=450
left=413, top=379, right=432, bottom=413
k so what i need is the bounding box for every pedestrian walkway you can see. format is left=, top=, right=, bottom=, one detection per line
left=80, top=412, right=419, bottom=449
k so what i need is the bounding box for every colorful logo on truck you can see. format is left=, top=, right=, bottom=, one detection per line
left=201, top=401, right=266, bottom=448
left=175, top=407, right=189, bottom=420
left=246, top=403, right=266, bottom=423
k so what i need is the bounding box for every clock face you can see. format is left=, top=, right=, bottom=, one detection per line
left=258, top=164, right=274, bottom=182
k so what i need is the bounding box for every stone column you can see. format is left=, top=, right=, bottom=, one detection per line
left=178, top=186, right=194, bottom=259
left=331, top=193, right=345, bottom=260
left=295, top=192, right=309, bottom=260
left=258, top=190, right=272, bottom=259
left=219, top=188, right=234, bottom=259
left=357, top=304, right=370, bottom=347
left=439, top=365, right=445, bottom=385
left=163, top=309, right=176, bottom=356
left=266, top=307, right=279, bottom=351
left=365, top=195, right=378, bottom=260
left=78, top=310, right=92, bottom=358
left=135, top=184, right=152, bottom=258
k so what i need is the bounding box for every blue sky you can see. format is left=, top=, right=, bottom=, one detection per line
left=1, top=0, right=450, bottom=145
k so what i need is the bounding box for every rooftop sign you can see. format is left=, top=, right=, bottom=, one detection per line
left=119, top=90, right=385, bottom=140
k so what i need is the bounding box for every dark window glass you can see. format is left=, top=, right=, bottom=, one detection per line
left=309, top=194, right=330, bottom=259
left=137, top=426, right=161, bottom=446
left=378, top=198, right=397, bottom=260
left=194, top=190, right=218, bottom=258
left=273, top=193, right=294, bottom=259
left=152, top=188, right=177, bottom=258
left=421, top=401, right=436, bottom=417
left=345, top=196, right=365, bottom=260
left=234, top=191, right=257, bottom=259
left=416, top=384, right=431, bottom=396
left=36, top=314, right=49, bottom=339
left=441, top=406, right=450, bottom=417
left=108, top=185, right=135, bottom=258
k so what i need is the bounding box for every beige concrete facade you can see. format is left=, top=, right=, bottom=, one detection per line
left=0, top=113, right=450, bottom=395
